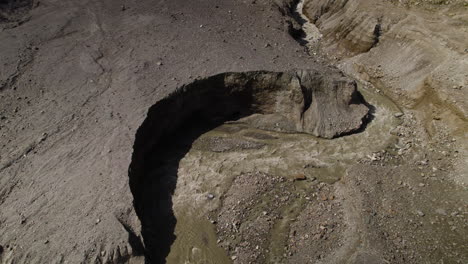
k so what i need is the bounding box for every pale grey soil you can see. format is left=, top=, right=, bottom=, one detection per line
left=0, top=0, right=315, bottom=262
left=0, top=0, right=466, bottom=263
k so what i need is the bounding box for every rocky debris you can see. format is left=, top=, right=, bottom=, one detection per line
left=211, top=172, right=344, bottom=263
left=211, top=172, right=280, bottom=263
left=346, top=162, right=468, bottom=263
left=287, top=189, right=343, bottom=262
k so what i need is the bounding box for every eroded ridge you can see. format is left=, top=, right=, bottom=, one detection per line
left=128, top=69, right=370, bottom=262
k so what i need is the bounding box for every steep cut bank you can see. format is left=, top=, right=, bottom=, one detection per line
left=301, top=0, right=468, bottom=184
left=128, top=69, right=370, bottom=262
left=303, top=0, right=467, bottom=117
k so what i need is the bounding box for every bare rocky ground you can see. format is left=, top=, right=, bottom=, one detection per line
left=0, top=0, right=467, bottom=264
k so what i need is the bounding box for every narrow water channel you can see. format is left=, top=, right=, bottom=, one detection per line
left=164, top=84, right=400, bottom=263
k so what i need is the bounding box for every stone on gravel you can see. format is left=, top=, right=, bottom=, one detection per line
left=435, top=208, right=447, bottom=215
left=292, top=174, right=307, bottom=181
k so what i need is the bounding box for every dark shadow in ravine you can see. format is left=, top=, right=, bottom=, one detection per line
left=336, top=89, right=376, bottom=138
left=128, top=74, right=255, bottom=264
left=0, top=0, right=33, bottom=22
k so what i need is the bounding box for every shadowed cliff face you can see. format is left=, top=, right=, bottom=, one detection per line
left=0, top=0, right=32, bottom=22
left=128, top=69, right=370, bottom=263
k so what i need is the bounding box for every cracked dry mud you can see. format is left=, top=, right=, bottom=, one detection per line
left=0, top=0, right=467, bottom=263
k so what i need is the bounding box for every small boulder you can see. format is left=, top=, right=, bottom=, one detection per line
left=292, top=174, right=307, bottom=181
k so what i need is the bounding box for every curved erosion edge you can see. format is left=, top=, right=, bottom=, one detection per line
left=128, top=69, right=371, bottom=262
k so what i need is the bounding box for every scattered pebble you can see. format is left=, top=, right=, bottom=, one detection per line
left=416, top=210, right=425, bottom=217
left=207, top=193, right=215, bottom=200
left=39, top=133, right=48, bottom=142
left=191, top=247, right=201, bottom=255
left=435, top=208, right=447, bottom=215
left=292, top=174, right=306, bottom=181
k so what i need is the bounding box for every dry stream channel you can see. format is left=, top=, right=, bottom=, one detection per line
left=164, top=86, right=399, bottom=264
left=129, top=2, right=405, bottom=263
